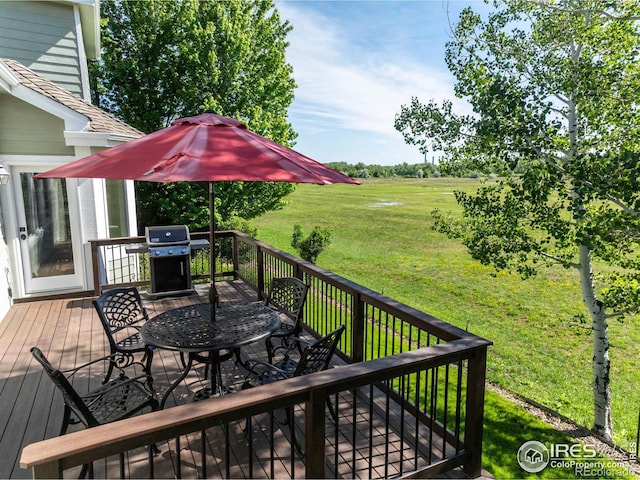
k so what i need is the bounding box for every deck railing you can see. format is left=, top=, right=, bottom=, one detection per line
left=24, top=231, right=492, bottom=479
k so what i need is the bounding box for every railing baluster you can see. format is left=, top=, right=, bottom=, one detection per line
left=270, top=412, right=275, bottom=479
left=225, top=421, right=231, bottom=479
left=384, top=379, right=391, bottom=480
left=176, top=436, right=181, bottom=479
left=148, top=444, right=154, bottom=479
left=399, top=374, right=406, bottom=477
left=443, top=364, right=450, bottom=458
left=455, top=360, right=464, bottom=454
left=333, top=391, right=339, bottom=478
left=248, top=418, right=253, bottom=479
left=201, top=430, right=207, bottom=479
left=414, top=368, right=421, bottom=467
left=366, top=385, right=372, bottom=480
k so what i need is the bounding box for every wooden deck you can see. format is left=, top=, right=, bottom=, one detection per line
left=1, top=281, right=484, bottom=479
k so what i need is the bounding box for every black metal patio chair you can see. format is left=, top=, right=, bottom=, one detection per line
left=93, top=286, right=154, bottom=384
left=30, top=347, right=159, bottom=478
left=262, top=276, right=309, bottom=363
left=242, top=325, right=345, bottom=454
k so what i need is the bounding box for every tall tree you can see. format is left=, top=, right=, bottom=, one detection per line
left=90, top=0, right=297, bottom=232
left=395, top=0, right=640, bottom=441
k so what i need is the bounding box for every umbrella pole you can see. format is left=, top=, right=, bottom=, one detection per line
left=208, top=182, right=217, bottom=319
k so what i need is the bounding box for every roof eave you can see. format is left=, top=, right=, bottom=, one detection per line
left=0, top=61, right=20, bottom=92
left=64, top=131, right=136, bottom=147
left=62, top=0, right=100, bottom=59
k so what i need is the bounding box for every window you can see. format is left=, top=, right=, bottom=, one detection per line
left=106, top=179, right=128, bottom=238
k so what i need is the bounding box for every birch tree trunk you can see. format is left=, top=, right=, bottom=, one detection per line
left=578, top=244, right=613, bottom=440
left=567, top=70, right=613, bottom=439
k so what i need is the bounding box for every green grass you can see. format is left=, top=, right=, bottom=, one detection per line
left=483, top=389, right=635, bottom=478
left=253, top=178, right=640, bottom=477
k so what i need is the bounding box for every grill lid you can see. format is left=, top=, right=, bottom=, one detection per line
left=145, top=225, right=190, bottom=245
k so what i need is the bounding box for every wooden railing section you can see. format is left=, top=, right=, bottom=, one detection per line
left=23, top=231, right=492, bottom=479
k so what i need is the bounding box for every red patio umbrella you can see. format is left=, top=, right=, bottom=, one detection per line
left=36, top=112, right=359, bottom=306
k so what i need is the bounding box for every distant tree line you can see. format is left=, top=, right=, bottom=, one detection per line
left=327, top=160, right=512, bottom=179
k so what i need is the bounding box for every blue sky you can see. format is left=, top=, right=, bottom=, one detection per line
left=276, top=1, right=485, bottom=166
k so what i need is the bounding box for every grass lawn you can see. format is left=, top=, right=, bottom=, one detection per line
left=253, top=177, right=640, bottom=477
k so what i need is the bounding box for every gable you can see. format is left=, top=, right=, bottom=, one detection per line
left=0, top=1, right=84, bottom=96
left=0, top=59, right=142, bottom=143
left=0, top=93, right=73, bottom=155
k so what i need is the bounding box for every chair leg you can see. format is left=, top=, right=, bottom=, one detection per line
left=102, top=358, right=115, bottom=385
left=326, top=397, right=338, bottom=421
left=179, top=352, right=187, bottom=369
left=59, top=406, right=72, bottom=436
left=233, top=347, right=243, bottom=367
left=77, top=462, right=93, bottom=479
left=144, top=349, right=154, bottom=388
left=265, top=337, right=274, bottom=363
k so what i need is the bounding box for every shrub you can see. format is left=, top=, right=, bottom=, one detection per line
left=291, top=224, right=332, bottom=263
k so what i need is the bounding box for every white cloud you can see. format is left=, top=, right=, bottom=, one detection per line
left=280, top=2, right=465, bottom=135
left=275, top=1, right=474, bottom=165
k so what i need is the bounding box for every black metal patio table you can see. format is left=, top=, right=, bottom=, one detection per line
left=141, top=302, right=280, bottom=408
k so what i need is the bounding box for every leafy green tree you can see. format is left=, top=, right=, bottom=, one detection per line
left=90, top=0, right=297, bottom=232
left=291, top=224, right=332, bottom=263
left=395, top=0, right=640, bottom=441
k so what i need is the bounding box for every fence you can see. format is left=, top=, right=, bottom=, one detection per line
left=31, top=230, right=494, bottom=479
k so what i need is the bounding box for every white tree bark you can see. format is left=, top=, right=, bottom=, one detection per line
left=565, top=58, right=613, bottom=439
left=578, top=244, right=613, bottom=440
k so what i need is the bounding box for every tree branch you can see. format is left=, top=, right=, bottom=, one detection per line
left=538, top=250, right=580, bottom=269
left=605, top=303, right=640, bottom=319
left=529, top=1, right=640, bottom=21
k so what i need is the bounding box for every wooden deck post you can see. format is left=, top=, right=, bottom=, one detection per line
left=305, top=390, right=326, bottom=478
left=351, top=291, right=365, bottom=362
left=90, top=240, right=101, bottom=295
left=29, top=460, right=62, bottom=479
left=463, top=346, right=488, bottom=478
left=257, top=244, right=265, bottom=300
left=232, top=232, right=239, bottom=280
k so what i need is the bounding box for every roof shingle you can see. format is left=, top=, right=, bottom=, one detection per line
left=2, top=58, right=142, bottom=139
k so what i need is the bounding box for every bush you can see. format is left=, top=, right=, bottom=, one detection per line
left=291, top=224, right=332, bottom=263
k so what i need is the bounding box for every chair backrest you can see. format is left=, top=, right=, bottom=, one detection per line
left=294, top=325, right=346, bottom=377
left=93, top=287, right=149, bottom=338
left=265, top=277, right=309, bottom=322
left=30, top=347, right=100, bottom=428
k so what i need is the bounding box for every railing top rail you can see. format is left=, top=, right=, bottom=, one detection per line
left=89, top=230, right=488, bottom=342
left=21, top=337, right=490, bottom=471
left=88, top=230, right=234, bottom=246
left=234, top=231, right=485, bottom=342
left=89, top=235, right=145, bottom=246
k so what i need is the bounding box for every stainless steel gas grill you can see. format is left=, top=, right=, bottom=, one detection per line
left=145, top=225, right=193, bottom=297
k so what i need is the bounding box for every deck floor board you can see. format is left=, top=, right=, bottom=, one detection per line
left=0, top=281, right=476, bottom=479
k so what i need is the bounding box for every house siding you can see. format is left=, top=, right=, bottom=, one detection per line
left=0, top=94, right=74, bottom=155
left=0, top=1, right=83, bottom=96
